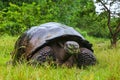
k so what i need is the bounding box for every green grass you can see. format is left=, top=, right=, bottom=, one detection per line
left=0, top=35, right=120, bottom=80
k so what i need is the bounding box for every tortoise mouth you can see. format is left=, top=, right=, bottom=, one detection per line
left=65, top=48, right=80, bottom=54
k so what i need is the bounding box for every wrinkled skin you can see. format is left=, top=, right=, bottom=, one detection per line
left=64, top=41, right=80, bottom=54
left=29, top=41, right=96, bottom=68
left=30, top=41, right=80, bottom=65
left=10, top=22, right=96, bottom=67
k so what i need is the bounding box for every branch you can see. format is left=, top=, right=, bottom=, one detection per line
left=98, top=0, right=109, bottom=12
left=98, top=0, right=113, bottom=36
left=114, top=22, right=120, bottom=36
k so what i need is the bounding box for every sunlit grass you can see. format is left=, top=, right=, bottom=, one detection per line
left=0, top=35, right=120, bottom=80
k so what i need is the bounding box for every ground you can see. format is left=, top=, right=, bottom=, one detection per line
left=0, top=35, right=120, bottom=80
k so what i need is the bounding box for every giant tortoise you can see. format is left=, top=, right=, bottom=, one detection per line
left=11, top=22, right=96, bottom=67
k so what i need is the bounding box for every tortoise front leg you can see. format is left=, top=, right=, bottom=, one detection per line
left=77, top=48, right=96, bottom=68
left=29, top=46, right=56, bottom=66
left=62, top=55, right=76, bottom=68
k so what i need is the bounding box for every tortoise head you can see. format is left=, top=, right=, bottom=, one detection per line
left=64, top=41, right=80, bottom=54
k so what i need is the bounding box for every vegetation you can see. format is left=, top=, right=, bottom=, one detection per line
left=96, top=0, right=120, bottom=47
left=0, top=0, right=119, bottom=47
left=0, top=0, right=115, bottom=37
left=0, top=0, right=120, bottom=80
left=0, top=35, right=120, bottom=80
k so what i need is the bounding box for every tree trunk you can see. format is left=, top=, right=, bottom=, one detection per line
left=99, top=0, right=120, bottom=48
left=111, top=23, right=120, bottom=47
left=111, top=36, right=117, bottom=47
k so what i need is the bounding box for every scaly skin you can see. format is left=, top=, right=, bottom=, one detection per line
left=29, top=46, right=55, bottom=65
left=29, top=41, right=96, bottom=68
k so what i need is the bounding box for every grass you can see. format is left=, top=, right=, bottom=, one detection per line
left=0, top=35, right=120, bottom=80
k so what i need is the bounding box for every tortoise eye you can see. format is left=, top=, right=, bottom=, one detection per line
left=68, top=44, right=73, bottom=48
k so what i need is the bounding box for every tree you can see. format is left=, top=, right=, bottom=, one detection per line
left=95, top=0, right=120, bottom=47
left=0, top=0, right=97, bottom=36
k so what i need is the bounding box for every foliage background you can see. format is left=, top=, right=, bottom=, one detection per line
left=0, top=1, right=120, bottom=80
left=1, top=0, right=119, bottom=38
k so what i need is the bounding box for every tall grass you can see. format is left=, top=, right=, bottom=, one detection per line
left=0, top=35, right=120, bottom=80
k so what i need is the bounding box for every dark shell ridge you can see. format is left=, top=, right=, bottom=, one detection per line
left=26, top=22, right=85, bottom=53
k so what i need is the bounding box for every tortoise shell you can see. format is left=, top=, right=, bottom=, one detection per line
left=11, top=22, right=93, bottom=62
